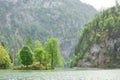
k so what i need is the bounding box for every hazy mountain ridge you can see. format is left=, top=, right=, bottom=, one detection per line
left=0, top=0, right=97, bottom=63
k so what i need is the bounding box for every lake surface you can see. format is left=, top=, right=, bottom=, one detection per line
left=0, top=69, right=120, bottom=80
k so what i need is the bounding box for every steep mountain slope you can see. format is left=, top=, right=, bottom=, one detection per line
left=0, top=0, right=97, bottom=62
left=72, top=4, right=120, bottom=68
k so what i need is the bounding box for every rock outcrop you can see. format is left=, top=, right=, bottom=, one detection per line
left=73, top=5, right=120, bottom=68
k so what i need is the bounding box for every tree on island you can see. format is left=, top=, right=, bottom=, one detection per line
left=34, top=40, right=50, bottom=69
left=25, top=36, right=33, bottom=49
left=43, top=51, right=50, bottom=69
left=34, top=40, right=44, bottom=63
left=0, top=45, right=12, bottom=69
left=16, top=50, right=22, bottom=66
left=34, top=48, right=44, bottom=64
left=19, top=45, right=33, bottom=68
left=35, top=40, right=42, bottom=48
left=45, top=37, right=63, bottom=68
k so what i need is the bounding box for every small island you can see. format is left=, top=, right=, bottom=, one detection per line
left=0, top=37, right=63, bottom=70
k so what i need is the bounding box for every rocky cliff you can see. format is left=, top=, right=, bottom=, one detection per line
left=72, top=4, right=120, bottom=68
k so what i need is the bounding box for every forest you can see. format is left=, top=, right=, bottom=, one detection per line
left=70, top=2, right=120, bottom=68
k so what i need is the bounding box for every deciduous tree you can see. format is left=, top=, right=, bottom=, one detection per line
left=45, top=37, right=63, bottom=68
left=20, top=45, right=33, bottom=67
left=0, top=45, right=12, bottom=69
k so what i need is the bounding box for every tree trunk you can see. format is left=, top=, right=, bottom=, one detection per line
left=51, top=52, right=54, bottom=69
left=46, top=64, right=47, bottom=70
left=26, top=65, right=28, bottom=69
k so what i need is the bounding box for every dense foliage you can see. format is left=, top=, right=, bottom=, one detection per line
left=34, top=43, right=45, bottom=64
left=0, top=45, right=12, bottom=69
left=45, top=38, right=63, bottom=67
left=16, top=37, right=62, bottom=70
left=19, top=45, right=33, bottom=67
left=71, top=3, right=120, bottom=67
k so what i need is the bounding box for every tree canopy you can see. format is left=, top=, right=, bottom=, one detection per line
left=0, top=45, right=12, bottom=69
left=19, top=45, right=33, bottom=67
left=45, top=38, right=63, bottom=67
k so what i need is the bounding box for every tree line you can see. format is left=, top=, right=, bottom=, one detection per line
left=0, top=37, right=63, bottom=70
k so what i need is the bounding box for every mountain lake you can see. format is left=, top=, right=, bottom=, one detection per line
left=0, top=69, right=120, bottom=80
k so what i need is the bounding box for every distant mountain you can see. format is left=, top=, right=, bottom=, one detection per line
left=0, top=0, right=97, bottom=63
left=72, top=4, right=120, bottom=68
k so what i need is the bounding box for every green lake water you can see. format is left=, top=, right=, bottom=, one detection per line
left=0, top=69, right=120, bottom=80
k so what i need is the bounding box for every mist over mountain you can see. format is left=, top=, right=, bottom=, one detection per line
left=0, top=0, right=97, bottom=63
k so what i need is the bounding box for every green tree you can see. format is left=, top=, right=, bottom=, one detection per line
left=70, top=54, right=77, bottom=67
left=44, top=51, right=50, bottom=69
left=34, top=48, right=44, bottom=64
left=25, top=36, right=32, bottom=49
left=0, top=45, right=12, bottom=69
left=20, top=45, right=33, bottom=67
left=34, top=40, right=50, bottom=69
left=45, top=37, right=63, bottom=68
left=34, top=40, right=44, bottom=63
left=16, top=50, right=21, bottom=66
left=35, top=40, right=42, bottom=48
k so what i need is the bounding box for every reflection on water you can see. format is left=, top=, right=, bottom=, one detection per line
left=0, top=69, right=120, bottom=80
